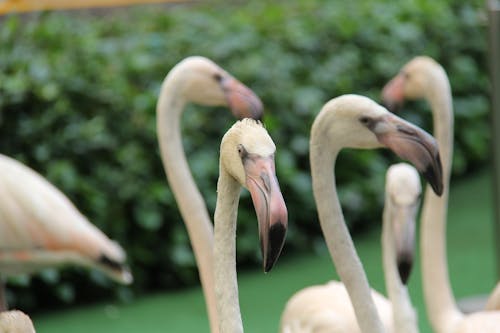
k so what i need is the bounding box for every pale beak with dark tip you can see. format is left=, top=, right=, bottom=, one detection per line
left=381, top=73, right=405, bottom=113
left=362, top=114, right=444, bottom=196
left=241, top=148, right=288, bottom=273
left=220, top=76, right=264, bottom=120
left=391, top=204, right=417, bottom=285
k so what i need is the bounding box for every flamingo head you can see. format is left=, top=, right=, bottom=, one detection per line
left=170, top=56, right=263, bottom=120
left=220, top=119, right=288, bottom=272
left=381, top=56, right=444, bottom=112
left=385, top=163, right=422, bottom=284
left=315, top=95, right=443, bottom=196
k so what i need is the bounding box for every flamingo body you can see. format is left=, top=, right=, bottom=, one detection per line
left=0, top=154, right=131, bottom=284
left=281, top=281, right=392, bottom=333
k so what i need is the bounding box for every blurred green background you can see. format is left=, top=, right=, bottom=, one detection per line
left=0, top=0, right=495, bottom=332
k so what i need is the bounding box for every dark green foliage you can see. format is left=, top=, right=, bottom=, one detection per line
left=0, top=0, right=489, bottom=310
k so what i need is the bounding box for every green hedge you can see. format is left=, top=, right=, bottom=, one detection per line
left=0, top=0, right=489, bottom=310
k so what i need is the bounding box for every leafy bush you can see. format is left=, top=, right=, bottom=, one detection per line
left=0, top=0, right=489, bottom=310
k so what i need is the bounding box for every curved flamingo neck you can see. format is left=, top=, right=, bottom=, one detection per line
left=310, top=136, right=386, bottom=333
left=382, top=201, right=418, bottom=333
left=213, top=167, right=243, bottom=333
left=419, top=67, right=462, bottom=332
left=156, top=75, right=219, bottom=333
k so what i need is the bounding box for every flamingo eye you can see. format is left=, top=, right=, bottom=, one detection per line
left=237, top=144, right=247, bottom=159
left=213, top=73, right=223, bottom=82
left=359, top=116, right=371, bottom=126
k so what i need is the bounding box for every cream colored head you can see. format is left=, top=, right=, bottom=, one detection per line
left=164, top=56, right=263, bottom=119
left=386, top=163, right=422, bottom=207
left=220, top=119, right=287, bottom=272
left=311, top=94, right=443, bottom=196
left=168, top=56, right=228, bottom=105
left=385, top=163, right=422, bottom=284
left=382, top=56, right=448, bottom=107
left=313, top=94, right=390, bottom=150
left=220, top=119, right=276, bottom=185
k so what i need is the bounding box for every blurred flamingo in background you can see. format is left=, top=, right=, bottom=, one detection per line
left=0, top=154, right=132, bottom=311
left=156, top=56, right=262, bottom=333
left=280, top=163, right=421, bottom=333
left=382, top=56, right=500, bottom=332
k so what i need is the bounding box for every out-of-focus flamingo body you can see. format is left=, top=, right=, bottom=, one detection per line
left=0, top=154, right=132, bottom=310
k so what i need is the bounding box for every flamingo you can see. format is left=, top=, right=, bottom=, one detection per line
left=0, top=310, right=36, bottom=333
left=213, top=118, right=287, bottom=333
left=156, top=56, right=263, bottom=333
left=280, top=163, right=421, bottom=333
left=0, top=154, right=132, bottom=311
left=282, top=94, right=442, bottom=333
left=382, top=55, right=500, bottom=332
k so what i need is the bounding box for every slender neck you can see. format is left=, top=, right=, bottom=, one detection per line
left=156, top=77, right=219, bottom=333
left=420, top=72, right=463, bottom=332
left=213, top=167, right=243, bottom=333
left=381, top=203, right=418, bottom=333
left=310, top=140, right=386, bottom=333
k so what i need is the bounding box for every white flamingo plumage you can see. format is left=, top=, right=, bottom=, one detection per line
left=213, top=119, right=287, bottom=333
left=0, top=154, right=132, bottom=311
left=156, top=56, right=263, bottom=333
left=281, top=95, right=443, bottom=333
left=382, top=55, right=500, bottom=333
left=280, top=163, right=422, bottom=333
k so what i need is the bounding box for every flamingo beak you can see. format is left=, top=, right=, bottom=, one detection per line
left=221, top=76, right=264, bottom=120
left=381, top=73, right=405, bottom=113
left=243, top=152, right=288, bottom=273
left=390, top=203, right=417, bottom=285
left=369, top=114, right=443, bottom=196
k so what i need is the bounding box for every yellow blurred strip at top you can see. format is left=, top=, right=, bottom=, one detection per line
left=0, top=0, right=192, bottom=15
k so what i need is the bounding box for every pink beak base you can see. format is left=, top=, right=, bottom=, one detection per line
left=381, top=73, right=405, bottom=112
left=221, top=76, right=264, bottom=121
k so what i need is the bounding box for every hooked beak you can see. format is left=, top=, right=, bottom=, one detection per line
left=381, top=73, right=405, bottom=113
left=243, top=153, right=288, bottom=272
left=370, top=114, right=443, bottom=196
left=221, top=76, right=263, bottom=120
left=391, top=204, right=417, bottom=285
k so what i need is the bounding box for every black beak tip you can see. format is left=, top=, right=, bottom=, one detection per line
left=252, top=100, right=264, bottom=121
left=423, top=159, right=444, bottom=197
left=397, top=258, right=413, bottom=285
left=263, top=222, right=287, bottom=273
